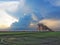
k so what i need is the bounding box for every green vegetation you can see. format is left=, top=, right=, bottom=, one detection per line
left=0, top=31, right=60, bottom=45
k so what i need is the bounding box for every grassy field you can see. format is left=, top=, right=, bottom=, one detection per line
left=0, top=31, right=60, bottom=45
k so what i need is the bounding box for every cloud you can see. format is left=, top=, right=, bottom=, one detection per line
left=31, top=13, right=38, bottom=21
left=48, top=0, right=60, bottom=6
left=0, top=1, right=19, bottom=29
left=19, top=0, right=25, bottom=7
left=11, top=12, right=43, bottom=30
left=11, top=14, right=32, bottom=30
left=39, top=19, right=60, bottom=31
left=8, top=0, right=60, bottom=31
left=0, top=0, right=19, bottom=1
left=0, top=9, right=18, bottom=29
left=0, top=1, right=19, bottom=13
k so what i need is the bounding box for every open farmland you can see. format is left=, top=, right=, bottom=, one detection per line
left=0, top=31, right=60, bottom=45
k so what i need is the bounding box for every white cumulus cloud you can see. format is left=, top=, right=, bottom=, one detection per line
left=0, top=1, right=19, bottom=12
left=0, top=1, right=19, bottom=29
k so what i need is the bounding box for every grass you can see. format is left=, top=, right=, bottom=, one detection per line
left=0, top=31, right=60, bottom=45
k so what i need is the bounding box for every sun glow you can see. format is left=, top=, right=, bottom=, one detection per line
left=0, top=9, right=18, bottom=29
left=0, top=1, right=19, bottom=29
left=39, top=19, right=60, bottom=28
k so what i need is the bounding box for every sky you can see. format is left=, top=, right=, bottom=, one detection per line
left=0, top=0, right=60, bottom=31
